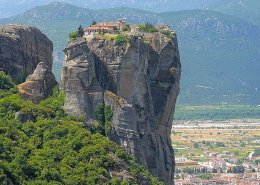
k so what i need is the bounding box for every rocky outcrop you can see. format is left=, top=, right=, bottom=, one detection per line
left=18, top=62, right=58, bottom=104
left=15, top=111, right=35, bottom=123
left=0, top=24, right=53, bottom=81
left=61, top=31, right=181, bottom=184
left=61, top=39, right=104, bottom=119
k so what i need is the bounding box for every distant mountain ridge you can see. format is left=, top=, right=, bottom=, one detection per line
left=1, top=0, right=260, bottom=25
left=159, top=10, right=260, bottom=104
left=1, top=2, right=260, bottom=105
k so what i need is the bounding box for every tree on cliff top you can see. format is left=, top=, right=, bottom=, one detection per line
left=138, top=23, right=158, bottom=33
left=77, top=25, right=84, bottom=37
left=68, top=25, right=84, bottom=41
left=68, top=31, right=77, bottom=41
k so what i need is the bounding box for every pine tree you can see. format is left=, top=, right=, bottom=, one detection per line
left=77, top=25, right=84, bottom=37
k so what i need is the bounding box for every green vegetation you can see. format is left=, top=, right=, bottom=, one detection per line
left=197, top=173, right=213, bottom=180
left=192, top=141, right=225, bottom=149
left=68, top=31, right=78, bottom=41
left=215, top=142, right=225, bottom=147
left=138, top=23, right=158, bottom=33
left=175, top=105, right=260, bottom=120
left=161, top=29, right=173, bottom=38
left=122, top=24, right=131, bottom=32
left=77, top=25, right=84, bottom=37
left=254, top=148, right=260, bottom=156
left=15, top=71, right=29, bottom=85
left=0, top=72, right=162, bottom=185
left=0, top=71, right=15, bottom=91
left=68, top=25, right=84, bottom=41
left=115, top=34, right=127, bottom=46
left=102, top=33, right=117, bottom=41
left=0, top=72, right=17, bottom=99
left=91, top=104, right=113, bottom=136
left=193, top=143, right=200, bottom=149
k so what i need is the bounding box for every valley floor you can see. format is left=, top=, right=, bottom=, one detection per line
left=172, top=120, right=260, bottom=185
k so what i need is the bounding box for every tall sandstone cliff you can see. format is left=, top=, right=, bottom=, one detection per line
left=61, top=32, right=181, bottom=184
left=0, top=24, right=53, bottom=81
left=0, top=24, right=57, bottom=103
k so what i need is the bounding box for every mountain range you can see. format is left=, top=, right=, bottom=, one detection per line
left=1, top=0, right=260, bottom=26
left=0, top=1, right=259, bottom=105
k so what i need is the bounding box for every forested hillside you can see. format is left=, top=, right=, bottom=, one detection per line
left=160, top=10, right=260, bottom=104
left=0, top=72, right=162, bottom=185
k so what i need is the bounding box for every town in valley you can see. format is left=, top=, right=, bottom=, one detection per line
left=172, top=121, right=260, bottom=185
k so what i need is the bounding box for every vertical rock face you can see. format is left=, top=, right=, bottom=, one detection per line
left=18, top=62, right=58, bottom=104
left=0, top=24, right=53, bottom=81
left=61, top=39, right=104, bottom=119
left=61, top=32, right=181, bottom=184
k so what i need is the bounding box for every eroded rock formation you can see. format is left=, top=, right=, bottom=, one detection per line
left=18, top=62, right=57, bottom=104
left=61, top=31, right=181, bottom=184
left=0, top=24, right=53, bottom=81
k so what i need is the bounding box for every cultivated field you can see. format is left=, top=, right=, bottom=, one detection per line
left=171, top=121, right=260, bottom=159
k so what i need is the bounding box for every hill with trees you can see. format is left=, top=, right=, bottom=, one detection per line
left=0, top=72, right=162, bottom=185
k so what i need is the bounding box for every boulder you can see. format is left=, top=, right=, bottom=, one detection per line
left=15, top=111, right=35, bottom=123
left=18, top=62, right=57, bottom=104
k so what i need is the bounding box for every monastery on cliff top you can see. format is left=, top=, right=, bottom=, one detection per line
left=84, top=19, right=126, bottom=36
